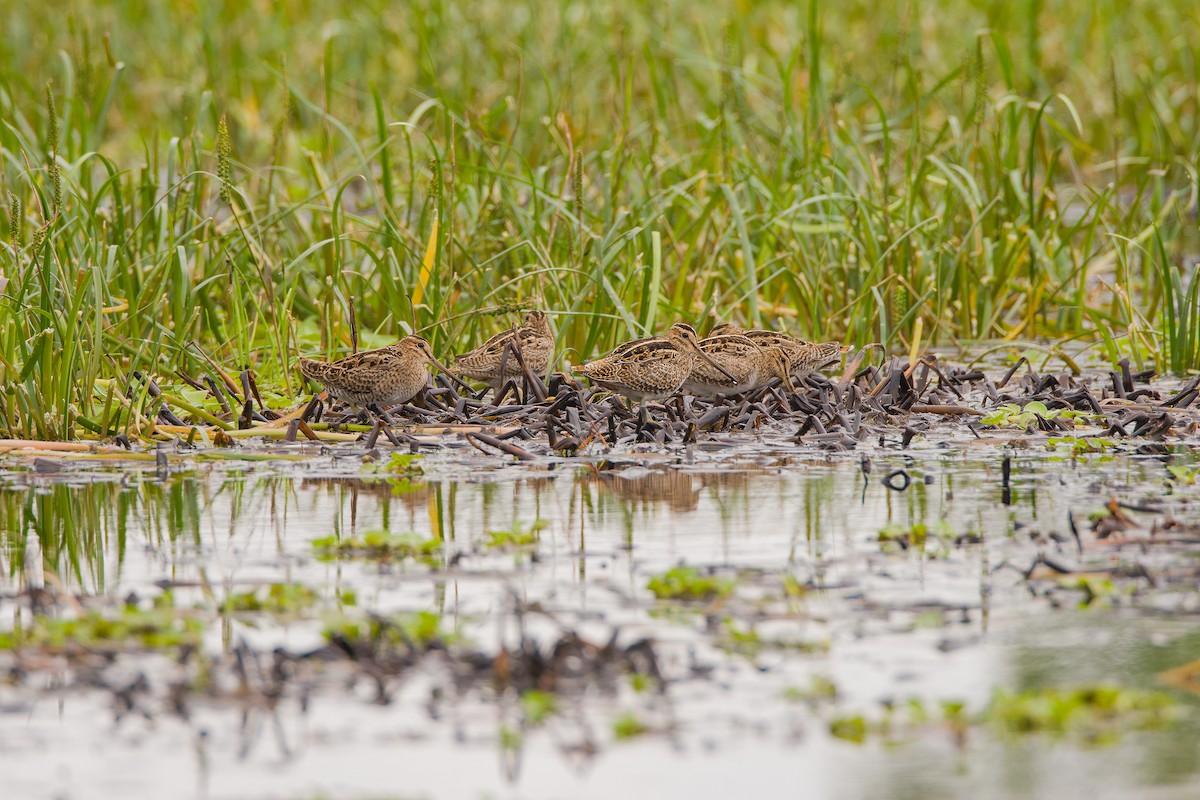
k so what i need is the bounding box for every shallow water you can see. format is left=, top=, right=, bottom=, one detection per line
left=2, top=434, right=1200, bottom=799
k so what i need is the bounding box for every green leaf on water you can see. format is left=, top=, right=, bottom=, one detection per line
left=646, top=566, right=733, bottom=601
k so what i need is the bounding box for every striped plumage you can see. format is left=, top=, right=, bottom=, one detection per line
left=572, top=322, right=732, bottom=402
left=682, top=333, right=796, bottom=396
left=453, top=310, right=554, bottom=388
left=707, top=323, right=847, bottom=378
left=298, top=335, right=446, bottom=409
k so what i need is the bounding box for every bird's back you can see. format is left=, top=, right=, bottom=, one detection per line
left=456, top=322, right=553, bottom=385
left=297, top=344, right=428, bottom=407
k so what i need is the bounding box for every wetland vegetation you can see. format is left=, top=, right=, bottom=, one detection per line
left=0, top=0, right=1198, bottom=439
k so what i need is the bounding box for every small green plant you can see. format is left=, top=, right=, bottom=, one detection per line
left=829, top=714, right=868, bottom=743
left=520, top=690, right=558, bottom=726
left=986, top=685, right=1175, bottom=740
left=323, top=610, right=456, bottom=651
left=1048, top=436, right=1112, bottom=458
left=312, top=532, right=442, bottom=565
left=1167, top=464, right=1200, bottom=485
left=612, top=712, right=649, bottom=740
left=981, top=402, right=1095, bottom=429
left=484, top=520, right=546, bottom=549
left=782, top=574, right=809, bottom=598
left=879, top=522, right=928, bottom=548
left=1061, top=575, right=1118, bottom=608
left=0, top=607, right=204, bottom=652
left=221, top=583, right=319, bottom=614
left=941, top=700, right=967, bottom=722
left=385, top=452, right=425, bottom=475
left=720, top=619, right=826, bottom=659
left=720, top=620, right=763, bottom=659
left=499, top=724, right=522, bottom=752
left=782, top=675, right=840, bottom=706
left=877, top=520, right=957, bottom=553
left=646, top=566, right=733, bottom=601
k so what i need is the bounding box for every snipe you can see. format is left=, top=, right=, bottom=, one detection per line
left=681, top=333, right=796, bottom=397
left=453, top=310, right=554, bottom=389
left=298, top=335, right=454, bottom=414
left=707, top=323, right=847, bottom=379
left=572, top=322, right=736, bottom=404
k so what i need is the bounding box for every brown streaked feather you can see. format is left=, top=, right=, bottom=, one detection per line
left=454, top=310, right=555, bottom=388
left=790, top=341, right=849, bottom=378
left=682, top=334, right=795, bottom=396
left=297, top=335, right=438, bottom=409
left=572, top=322, right=706, bottom=402
left=705, top=324, right=845, bottom=378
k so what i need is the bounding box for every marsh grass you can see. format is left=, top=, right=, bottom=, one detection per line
left=0, top=0, right=1198, bottom=439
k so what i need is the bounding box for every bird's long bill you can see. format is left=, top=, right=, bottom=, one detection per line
left=692, top=346, right=738, bottom=382
left=826, top=344, right=853, bottom=370
left=780, top=368, right=796, bottom=394
left=426, top=354, right=474, bottom=391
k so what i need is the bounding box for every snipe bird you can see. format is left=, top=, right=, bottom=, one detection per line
left=297, top=335, right=454, bottom=413
left=707, top=323, right=848, bottom=379
left=571, top=322, right=735, bottom=406
left=682, top=332, right=796, bottom=397
left=453, top=310, right=554, bottom=389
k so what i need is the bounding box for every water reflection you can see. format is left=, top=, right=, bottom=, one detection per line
left=1, top=450, right=1199, bottom=799
left=585, top=465, right=703, bottom=513
left=0, top=451, right=1190, bottom=600
left=0, top=451, right=1156, bottom=596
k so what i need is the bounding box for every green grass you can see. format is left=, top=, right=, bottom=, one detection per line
left=1, top=0, right=1198, bottom=439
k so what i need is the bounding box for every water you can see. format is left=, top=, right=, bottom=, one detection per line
left=1, top=435, right=1199, bottom=799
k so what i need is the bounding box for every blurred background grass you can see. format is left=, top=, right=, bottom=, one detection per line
left=0, top=0, right=1198, bottom=438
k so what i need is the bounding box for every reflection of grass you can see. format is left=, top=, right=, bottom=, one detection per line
left=0, top=483, right=122, bottom=591
left=646, top=566, right=733, bottom=602
left=0, top=607, right=204, bottom=652
left=312, top=531, right=442, bottom=565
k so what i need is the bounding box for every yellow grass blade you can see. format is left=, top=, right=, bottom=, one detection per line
left=411, top=218, right=439, bottom=308
left=907, top=316, right=924, bottom=368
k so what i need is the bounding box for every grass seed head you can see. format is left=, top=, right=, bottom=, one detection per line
left=7, top=191, right=21, bottom=247
left=217, top=113, right=233, bottom=205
